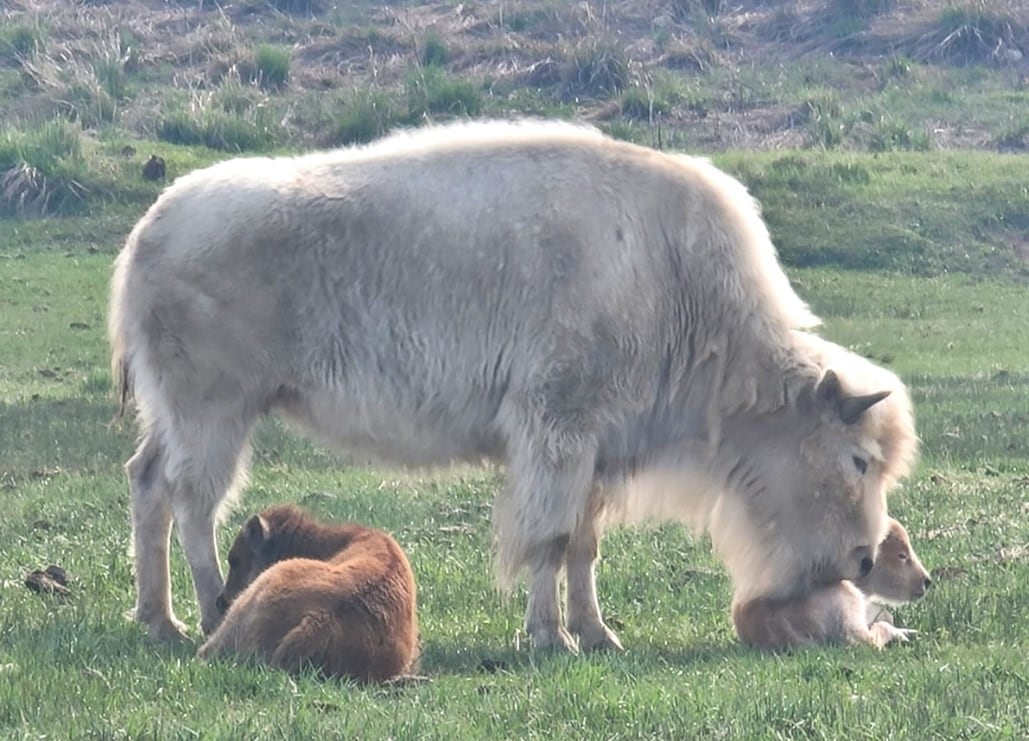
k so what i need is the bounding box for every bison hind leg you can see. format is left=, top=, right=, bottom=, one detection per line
left=126, top=434, right=188, bottom=641
left=270, top=611, right=350, bottom=679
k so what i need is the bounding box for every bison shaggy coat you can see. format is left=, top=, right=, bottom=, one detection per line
left=109, top=119, right=917, bottom=651
left=196, top=504, right=418, bottom=682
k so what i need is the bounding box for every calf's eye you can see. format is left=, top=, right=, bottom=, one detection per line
left=852, top=456, right=868, bottom=475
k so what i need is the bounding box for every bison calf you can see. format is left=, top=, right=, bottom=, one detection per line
left=733, top=518, right=930, bottom=650
left=197, top=504, right=418, bottom=683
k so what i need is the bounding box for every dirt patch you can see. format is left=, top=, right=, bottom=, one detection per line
left=24, top=565, right=71, bottom=598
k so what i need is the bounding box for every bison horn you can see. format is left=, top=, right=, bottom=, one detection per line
left=838, top=391, right=891, bottom=425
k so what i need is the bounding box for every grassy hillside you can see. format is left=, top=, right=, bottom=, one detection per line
left=1, top=1, right=1028, bottom=739
left=2, top=1, right=1027, bottom=278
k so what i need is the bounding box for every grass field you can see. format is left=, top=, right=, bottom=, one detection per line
left=1, top=145, right=1027, bottom=739
left=1, top=0, right=1028, bottom=736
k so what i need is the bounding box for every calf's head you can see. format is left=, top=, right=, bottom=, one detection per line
left=856, top=517, right=931, bottom=605
left=215, top=512, right=278, bottom=613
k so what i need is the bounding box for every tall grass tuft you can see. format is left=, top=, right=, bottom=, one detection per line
left=868, top=115, right=932, bottom=152
left=421, top=32, right=450, bottom=68
left=0, top=118, right=88, bottom=216
left=405, top=66, right=482, bottom=121
left=335, top=88, right=402, bottom=145
left=254, top=45, right=290, bottom=90
left=914, top=2, right=1025, bottom=65
left=0, top=20, right=46, bottom=64
left=562, top=39, right=629, bottom=100
left=157, top=78, right=282, bottom=152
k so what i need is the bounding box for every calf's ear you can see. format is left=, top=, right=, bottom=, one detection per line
left=244, top=514, right=268, bottom=553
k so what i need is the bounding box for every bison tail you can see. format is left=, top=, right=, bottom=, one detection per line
left=112, top=352, right=133, bottom=419
left=108, top=241, right=138, bottom=421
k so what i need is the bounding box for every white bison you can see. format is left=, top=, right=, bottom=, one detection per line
left=108, top=119, right=917, bottom=651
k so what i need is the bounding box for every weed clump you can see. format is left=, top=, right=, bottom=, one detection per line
left=335, top=88, right=402, bottom=145
left=0, top=118, right=87, bottom=216
left=0, top=21, right=45, bottom=65
left=907, top=2, right=1028, bottom=66
left=157, top=78, right=282, bottom=152
left=405, top=66, right=482, bottom=120
left=254, top=45, right=290, bottom=89
left=420, top=33, right=450, bottom=68
left=562, top=39, right=629, bottom=100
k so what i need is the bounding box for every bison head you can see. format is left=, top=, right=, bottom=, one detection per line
left=718, top=361, right=917, bottom=604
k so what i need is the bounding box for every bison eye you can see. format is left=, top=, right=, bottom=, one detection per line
left=852, top=456, right=868, bottom=475
left=898, top=551, right=908, bottom=562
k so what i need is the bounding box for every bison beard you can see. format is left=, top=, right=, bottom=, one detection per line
left=108, top=119, right=917, bottom=651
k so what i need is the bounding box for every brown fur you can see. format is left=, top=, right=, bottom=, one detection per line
left=733, top=518, right=930, bottom=650
left=197, top=504, right=418, bottom=683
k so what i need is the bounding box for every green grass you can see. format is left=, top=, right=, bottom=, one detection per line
left=405, top=65, right=483, bottom=120
left=719, top=150, right=1029, bottom=277
left=1, top=144, right=1028, bottom=736
left=253, top=44, right=291, bottom=90
left=0, top=20, right=45, bottom=65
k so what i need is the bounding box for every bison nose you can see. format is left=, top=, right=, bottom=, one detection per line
left=859, top=556, right=874, bottom=578
left=923, top=576, right=932, bottom=591
left=216, top=594, right=228, bottom=613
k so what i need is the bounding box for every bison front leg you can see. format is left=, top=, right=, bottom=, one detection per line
left=498, top=424, right=598, bottom=653
left=565, top=500, right=623, bottom=652
left=525, top=536, right=577, bottom=652
left=174, top=498, right=226, bottom=637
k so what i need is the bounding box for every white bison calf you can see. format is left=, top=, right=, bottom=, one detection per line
left=109, top=119, right=917, bottom=650
left=734, top=517, right=931, bottom=650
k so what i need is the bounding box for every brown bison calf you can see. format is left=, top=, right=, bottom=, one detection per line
left=197, top=504, right=418, bottom=683
left=733, top=517, right=930, bottom=650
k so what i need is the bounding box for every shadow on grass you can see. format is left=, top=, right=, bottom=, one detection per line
left=416, top=636, right=747, bottom=677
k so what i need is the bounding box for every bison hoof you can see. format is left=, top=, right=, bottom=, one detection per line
left=528, top=624, right=579, bottom=654
left=570, top=622, right=625, bottom=652
left=129, top=608, right=189, bottom=642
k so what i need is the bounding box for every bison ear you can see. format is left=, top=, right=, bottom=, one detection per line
left=244, top=514, right=268, bottom=550
left=816, top=369, right=842, bottom=403
left=838, top=390, right=891, bottom=425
